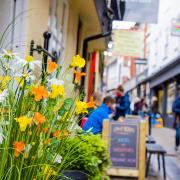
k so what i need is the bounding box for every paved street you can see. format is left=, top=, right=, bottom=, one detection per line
left=111, top=127, right=180, bottom=180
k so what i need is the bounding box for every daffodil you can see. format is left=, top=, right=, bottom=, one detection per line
left=1, top=49, right=15, bottom=60
left=15, top=77, right=25, bottom=87
left=48, top=78, right=64, bottom=86
left=87, top=97, right=96, bottom=108
left=42, top=164, right=57, bottom=178
left=71, top=55, right=85, bottom=68
left=75, top=101, right=88, bottom=114
left=0, top=90, right=8, bottom=102
left=74, top=71, right=86, bottom=84
left=32, top=86, right=49, bottom=101
left=54, top=154, right=62, bottom=164
left=47, top=60, right=58, bottom=74
left=25, top=55, right=34, bottom=62
left=50, top=84, right=65, bottom=99
left=16, top=56, right=41, bottom=71
left=13, top=141, right=25, bottom=157
left=15, top=116, right=33, bottom=132
left=0, top=76, right=11, bottom=89
left=34, top=112, right=46, bottom=125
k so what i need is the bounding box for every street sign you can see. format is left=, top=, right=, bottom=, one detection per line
left=135, top=58, right=147, bottom=65
left=111, top=0, right=159, bottom=24
left=112, top=29, right=144, bottom=58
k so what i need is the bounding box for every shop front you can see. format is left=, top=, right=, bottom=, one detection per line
left=149, top=56, right=180, bottom=128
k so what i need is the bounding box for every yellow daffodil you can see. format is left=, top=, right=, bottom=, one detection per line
left=71, top=55, right=85, bottom=68
left=15, top=77, right=25, bottom=87
left=0, top=76, right=11, bottom=89
left=75, top=101, right=88, bottom=114
left=25, top=55, right=34, bottom=62
left=42, top=164, right=57, bottom=178
left=50, top=84, right=65, bottom=99
left=15, top=116, right=33, bottom=132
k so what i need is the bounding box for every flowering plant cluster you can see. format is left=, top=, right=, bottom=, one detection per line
left=0, top=50, right=95, bottom=179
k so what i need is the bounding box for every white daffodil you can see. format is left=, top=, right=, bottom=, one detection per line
left=0, top=90, right=8, bottom=102
left=48, top=78, right=64, bottom=86
left=15, top=55, right=41, bottom=71
left=54, top=154, right=62, bottom=164
left=0, top=49, right=17, bottom=59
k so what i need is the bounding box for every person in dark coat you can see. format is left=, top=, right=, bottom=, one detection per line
left=113, top=85, right=131, bottom=120
left=83, top=96, right=115, bottom=134
left=173, top=86, right=180, bottom=151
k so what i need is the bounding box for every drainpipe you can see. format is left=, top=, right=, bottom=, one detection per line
left=11, top=0, right=17, bottom=50
left=81, top=31, right=112, bottom=87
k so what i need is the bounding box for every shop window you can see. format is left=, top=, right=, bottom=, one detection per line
left=48, top=0, right=69, bottom=64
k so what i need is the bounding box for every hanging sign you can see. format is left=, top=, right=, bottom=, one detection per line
left=171, top=19, right=180, bottom=37
left=111, top=0, right=159, bottom=23
left=112, top=29, right=144, bottom=58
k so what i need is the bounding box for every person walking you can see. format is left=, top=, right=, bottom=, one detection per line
left=113, top=85, right=131, bottom=120
left=173, top=86, right=180, bottom=151
left=83, top=96, right=115, bottom=134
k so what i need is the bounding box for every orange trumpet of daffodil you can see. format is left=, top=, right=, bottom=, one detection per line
left=86, top=97, right=96, bottom=108
left=32, top=86, right=48, bottom=101
left=34, top=112, right=46, bottom=125
left=74, top=71, right=86, bottom=84
left=47, top=59, right=58, bottom=74
left=13, top=141, right=25, bottom=157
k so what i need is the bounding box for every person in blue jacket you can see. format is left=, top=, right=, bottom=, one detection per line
left=113, top=85, right=131, bottom=120
left=173, top=86, right=180, bottom=151
left=83, top=96, right=115, bottom=134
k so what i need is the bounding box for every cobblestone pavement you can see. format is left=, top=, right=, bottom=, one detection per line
left=110, top=128, right=180, bottom=180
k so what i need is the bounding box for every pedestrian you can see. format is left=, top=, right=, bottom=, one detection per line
left=83, top=96, right=115, bottom=134
left=172, top=86, right=180, bottom=151
left=133, top=97, right=140, bottom=115
left=151, top=96, right=159, bottom=114
left=113, top=85, right=131, bottom=120
left=139, top=97, right=148, bottom=117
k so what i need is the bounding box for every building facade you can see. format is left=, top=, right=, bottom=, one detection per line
left=0, top=0, right=112, bottom=100
left=124, top=0, right=180, bottom=128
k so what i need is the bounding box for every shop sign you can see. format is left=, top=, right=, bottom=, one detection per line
left=135, top=58, right=147, bottom=65
left=111, top=0, right=159, bottom=23
left=109, top=122, right=139, bottom=169
left=112, top=29, right=144, bottom=58
left=171, top=18, right=180, bottom=37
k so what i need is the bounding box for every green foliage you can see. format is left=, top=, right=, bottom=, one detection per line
left=60, top=133, right=110, bottom=179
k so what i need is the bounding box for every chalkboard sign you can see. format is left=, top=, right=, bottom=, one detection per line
left=109, top=122, right=139, bottom=169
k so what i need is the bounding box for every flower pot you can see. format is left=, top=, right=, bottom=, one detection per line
left=59, top=170, right=88, bottom=180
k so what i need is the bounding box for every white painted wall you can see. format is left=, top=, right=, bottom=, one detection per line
left=147, top=0, right=180, bottom=76
left=0, top=0, right=28, bottom=56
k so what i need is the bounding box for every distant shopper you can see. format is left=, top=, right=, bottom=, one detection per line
left=83, top=96, right=115, bottom=134
left=113, top=85, right=131, bottom=120
left=139, top=98, right=148, bottom=117
left=173, top=86, right=180, bottom=151
left=151, top=96, right=159, bottom=114
left=133, top=97, right=141, bottom=115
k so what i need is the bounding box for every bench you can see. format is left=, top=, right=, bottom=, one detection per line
left=146, top=143, right=167, bottom=179
left=146, top=136, right=156, bottom=144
